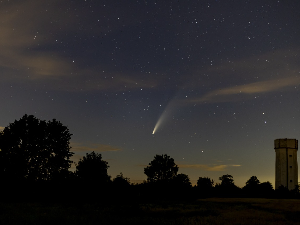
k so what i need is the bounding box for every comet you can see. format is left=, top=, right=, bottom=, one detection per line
left=152, top=97, right=178, bottom=134
left=152, top=116, right=163, bottom=134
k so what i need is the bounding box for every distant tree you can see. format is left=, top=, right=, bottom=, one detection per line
left=215, top=174, right=240, bottom=197
left=171, top=173, right=192, bottom=189
left=259, top=181, right=274, bottom=197
left=0, top=114, right=73, bottom=181
left=260, top=181, right=273, bottom=190
left=144, top=154, right=178, bottom=183
left=275, top=185, right=290, bottom=198
left=245, top=176, right=260, bottom=187
left=219, top=174, right=235, bottom=187
left=197, top=177, right=214, bottom=189
left=169, top=173, right=192, bottom=199
left=111, top=173, right=132, bottom=202
left=113, top=173, right=130, bottom=187
left=243, top=176, right=260, bottom=197
left=197, top=177, right=214, bottom=197
left=76, top=151, right=110, bottom=184
left=290, top=184, right=300, bottom=198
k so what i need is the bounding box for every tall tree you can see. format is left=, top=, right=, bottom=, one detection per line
left=75, top=151, right=110, bottom=184
left=245, top=176, right=260, bottom=187
left=0, top=114, right=73, bottom=181
left=243, top=176, right=261, bottom=197
left=144, top=154, right=178, bottom=182
left=219, top=174, right=235, bottom=187
left=215, top=174, right=240, bottom=197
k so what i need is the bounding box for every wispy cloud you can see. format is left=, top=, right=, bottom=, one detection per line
left=53, top=69, right=164, bottom=92
left=71, top=143, right=121, bottom=152
left=188, top=76, right=300, bottom=103
left=0, top=0, right=166, bottom=92
left=0, top=1, right=75, bottom=81
left=179, top=164, right=241, bottom=171
left=182, top=47, right=300, bottom=104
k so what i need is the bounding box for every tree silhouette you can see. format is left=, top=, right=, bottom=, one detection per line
left=259, top=181, right=274, bottom=197
left=197, top=177, right=214, bottom=197
left=144, top=154, right=178, bottom=183
left=111, top=173, right=132, bottom=202
left=275, top=185, right=290, bottom=198
left=219, top=174, right=235, bottom=187
left=168, top=173, right=192, bottom=200
left=243, top=176, right=260, bottom=197
left=260, top=181, right=273, bottom=191
left=113, top=173, right=130, bottom=187
left=215, top=174, right=240, bottom=197
left=245, top=176, right=260, bottom=186
left=197, top=177, right=214, bottom=188
left=0, top=114, right=73, bottom=181
left=172, top=173, right=192, bottom=188
left=76, top=151, right=110, bottom=184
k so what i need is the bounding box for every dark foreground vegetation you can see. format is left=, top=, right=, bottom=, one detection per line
left=0, top=115, right=298, bottom=202
left=1, top=115, right=300, bottom=224
left=1, top=198, right=300, bottom=225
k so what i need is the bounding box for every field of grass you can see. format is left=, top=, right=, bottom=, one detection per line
left=1, top=198, right=300, bottom=225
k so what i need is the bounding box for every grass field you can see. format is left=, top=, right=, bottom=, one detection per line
left=1, top=198, right=300, bottom=225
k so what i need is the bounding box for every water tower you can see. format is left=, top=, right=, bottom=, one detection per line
left=274, top=138, right=298, bottom=190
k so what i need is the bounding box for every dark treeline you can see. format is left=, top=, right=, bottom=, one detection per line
left=0, top=115, right=299, bottom=203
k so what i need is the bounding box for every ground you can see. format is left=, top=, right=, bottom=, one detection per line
left=1, top=198, right=300, bottom=225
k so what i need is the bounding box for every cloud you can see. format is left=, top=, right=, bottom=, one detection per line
left=52, top=69, right=164, bottom=92
left=71, top=143, right=121, bottom=153
left=0, top=0, right=167, bottom=92
left=2, top=0, right=299, bottom=97
left=179, top=164, right=241, bottom=171
left=181, top=47, right=300, bottom=104
left=188, top=76, right=300, bottom=103
left=0, top=0, right=76, bottom=81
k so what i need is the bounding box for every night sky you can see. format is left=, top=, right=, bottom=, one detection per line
left=1, top=0, right=300, bottom=187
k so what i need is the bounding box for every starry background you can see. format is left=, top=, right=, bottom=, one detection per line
left=1, top=0, right=300, bottom=187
